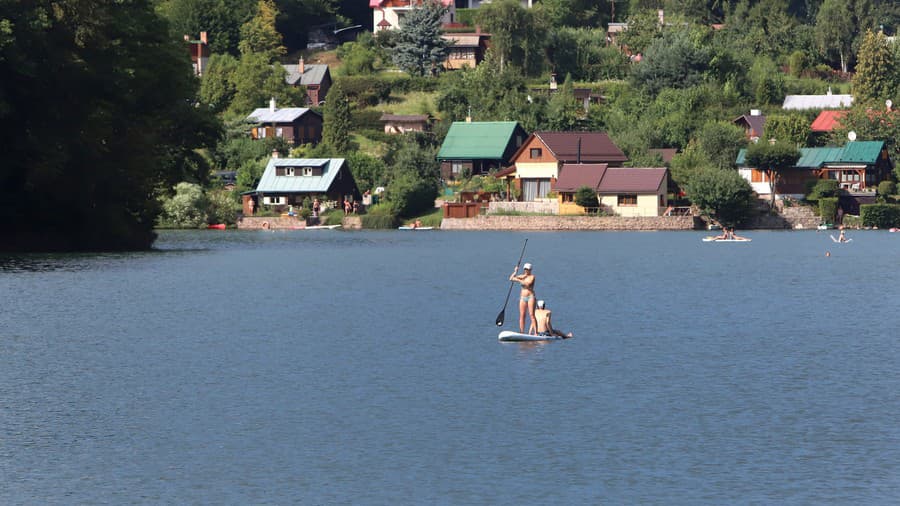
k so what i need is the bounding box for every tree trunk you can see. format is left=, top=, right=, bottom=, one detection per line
left=769, top=169, right=776, bottom=208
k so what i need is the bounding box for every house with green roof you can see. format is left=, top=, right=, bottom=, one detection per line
left=242, top=156, right=361, bottom=216
left=436, top=121, right=527, bottom=181
left=736, top=141, right=893, bottom=200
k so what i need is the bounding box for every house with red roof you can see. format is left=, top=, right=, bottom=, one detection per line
left=810, top=110, right=848, bottom=133
left=554, top=164, right=668, bottom=216
left=497, top=131, right=627, bottom=201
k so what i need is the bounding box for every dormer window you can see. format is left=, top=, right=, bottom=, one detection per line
left=302, top=167, right=314, bottom=176
left=286, top=167, right=295, bottom=176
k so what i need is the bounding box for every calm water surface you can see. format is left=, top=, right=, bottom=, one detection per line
left=3, top=229, right=900, bottom=504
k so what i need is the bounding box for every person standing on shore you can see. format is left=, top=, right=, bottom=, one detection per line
left=509, top=262, right=537, bottom=334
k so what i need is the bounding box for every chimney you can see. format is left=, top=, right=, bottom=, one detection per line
left=269, top=97, right=276, bottom=112
left=299, top=57, right=305, bottom=75
left=272, top=149, right=279, bottom=159
left=200, top=31, right=208, bottom=44
left=750, top=109, right=761, bottom=116
left=466, top=105, right=472, bottom=122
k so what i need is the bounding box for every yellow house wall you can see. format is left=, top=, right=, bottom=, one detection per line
left=515, top=162, right=559, bottom=178
left=600, top=193, right=664, bottom=217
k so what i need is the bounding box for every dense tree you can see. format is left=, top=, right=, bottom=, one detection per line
left=695, top=121, right=748, bottom=170
left=475, top=0, right=545, bottom=74
left=322, top=81, right=352, bottom=153
left=239, top=0, right=286, bottom=58
left=686, top=167, right=754, bottom=227
left=0, top=0, right=221, bottom=251
left=744, top=140, right=801, bottom=207
left=546, top=28, right=629, bottom=81
left=156, top=0, right=255, bottom=55
left=391, top=0, right=449, bottom=77
left=765, top=113, right=811, bottom=146
left=544, top=74, right=583, bottom=132
left=336, top=32, right=383, bottom=76
left=852, top=29, right=898, bottom=108
left=198, top=53, right=240, bottom=113
left=815, top=0, right=855, bottom=72
left=616, top=8, right=663, bottom=56
left=160, top=182, right=209, bottom=228
left=631, top=28, right=712, bottom=95
left=227, top=52, right=304, bottom=116
left=383, top=139, right=440, bottom=217
left=345, top=152, right=386, bottom=194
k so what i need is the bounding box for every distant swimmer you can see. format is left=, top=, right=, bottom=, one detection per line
left=534, top=300, right=573, bottom=339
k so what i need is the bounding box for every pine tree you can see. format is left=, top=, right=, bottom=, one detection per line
left=238, top=0, right=285, bottom=59
left=391, top=0, right=449, bottom=77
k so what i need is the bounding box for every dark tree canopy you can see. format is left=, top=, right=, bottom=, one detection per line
left=0, top=0, right=220, bottom=251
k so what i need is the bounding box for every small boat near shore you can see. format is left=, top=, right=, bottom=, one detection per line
left=207, top=224, right=226, bottom=230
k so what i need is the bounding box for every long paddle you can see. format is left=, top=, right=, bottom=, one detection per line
left=495, top=239, right=528, bottom=326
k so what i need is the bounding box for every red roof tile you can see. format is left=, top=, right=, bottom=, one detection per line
left=810, top=110, right=848, bottom=132
left=597, top=168, right=667, bottom=193
left=534, top=131, right=627, bottom=163
left=553, top=164, right=608, bottom=192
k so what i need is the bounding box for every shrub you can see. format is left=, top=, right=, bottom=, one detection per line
left=818, top=197, right=838, bottom=222
left=574, top=186, right=598, bottom=208
left=877, top=180, right=896, bottom=197
left=159, top=182, right=209, bottom=228
left=337, top=76, right=392, bottom=107
left=321, top=208, right=344, bottom=226
left=860, top=203, right=900, bottom=228
left=806, top=179, right=840, bottom=202
left=361, top=213, right=399, bottom=229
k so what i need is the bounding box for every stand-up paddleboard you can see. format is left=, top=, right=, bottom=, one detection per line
left=702, top=237, right=752, bottom=242
left=498, top=330, right=569, bottom=342
left=830, top=235, right=852, bottom=243
left=306, top=224, right=341, bottom=230
left=398, top=226, right=434, bottom=230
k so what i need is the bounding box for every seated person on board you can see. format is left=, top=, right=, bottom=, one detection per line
left=534, top=300, right=573, bottom=339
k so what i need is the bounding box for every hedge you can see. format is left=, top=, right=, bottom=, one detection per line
left=860, top=203, right=900, bottom=228
left=361, top=213, right=399, bottom=229
left=818, top=197, right=838, bottom=222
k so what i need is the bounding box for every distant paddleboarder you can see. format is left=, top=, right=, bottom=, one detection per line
left=509, top=262, right=537, bottom=334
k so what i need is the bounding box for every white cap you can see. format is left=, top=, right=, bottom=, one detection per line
left=523, top=262, right=532, bottom=270
left=537, top=300, right=545, bottom=309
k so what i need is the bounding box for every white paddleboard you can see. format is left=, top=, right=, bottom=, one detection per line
left=702, top=237, right=752, bottom=242
left=306, top=224, right=341, bottom=230
left=830, top=235, right=852, bottom=243
left=498, top=330, right=568, bottom=342
left=398, top=226, right=434, bottom=230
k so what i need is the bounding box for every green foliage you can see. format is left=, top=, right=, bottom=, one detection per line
left=745, top=141, right=801, bottom=174
left=861, top=203, right=900, bottom=228
left=818, top=197, right=838, bottom=222
left=815, top=0, right=855, bottom=72
left=337, top=76, right=393, bottom=107
left=806, top=179, right=840, bottom=202
left=475, top=0, right=545, bottom=75
left=631, top=28, right=712, bottom=95
left=321, top=208, right=344, bottom=226
left=206, top=188, right=239, bottom=225
left=878, top=180, right=897, bottom=199
left=617, top=9, right=663, bottom=56
left=160, top=183, right=209, bottom=228
left=322, top=81, right=352, bottom=153
left=361, top=213, right=400, bottom=229
left=1, top=0, right=221, bottom=251
left=238, top=0, right=285, bottom=58
left=384, top=139, right=440, bottom=217
left=228, top=52, right=304, bottom=116
left=336, top=32, right=384, bottom=76
left=669, top=142, right=713, bottom=193
left=749, top=56, right=785, bottom=105
left=198, top=54, right=239, bottom=113
left=765, top=113, right=811, bottom=146
left=695, top=121, right=747, bottom=170
left=685, top=167, right=754, bottom=227
left=391, top=0, right=449, bottom=77
left=156, top=0, right=255, bottom=55
left=236, top=158, right=267, bottom=191
left=345, top=152, right=386, bottom=193
left=787, top=50, right=808, bottom=78
left=852, top=30, right=898, bottom=108
left=574, top=186, right=598, bottom=208
left=547, top=28, right=629, bottom=81
left=544, top=74, right=582, bottom=131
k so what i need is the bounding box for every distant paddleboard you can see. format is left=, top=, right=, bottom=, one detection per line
left=830, top=235, right=852, bottom=243
left=702, top=237, right=752, bottom=242
left=398, top=226, right=434, bottom=230
left=306, top=225, right=341, bottom=230
left=498, top=330, right=569, bottom=342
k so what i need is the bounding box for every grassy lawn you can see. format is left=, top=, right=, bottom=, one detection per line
left=377, top=90, right=440, bottom=117
left=402, top=207, right=444, bottom=228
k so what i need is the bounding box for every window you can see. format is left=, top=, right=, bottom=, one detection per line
left=618, top=194, right=637, bottom=206
left=530, top=148, right=542, bottom=159
left=302, top=167, right=314, bottom=176
left=263, top=196, right=285, bottom=205
left=521, top=178, right=551, bottom=201
left=275, top=127, right=283, bottom=138
left=257, top=127, right=267, bottom=139
left=286, top=167, right=295, bottom=176
left=751, top=169, right=769, bottom=182
left=451, top=161, right=462, bottom=176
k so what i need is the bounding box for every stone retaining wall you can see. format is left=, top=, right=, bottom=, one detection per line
left=238, top=216, right=305, bottom=229
left=440, top=215, right=697, bottom=231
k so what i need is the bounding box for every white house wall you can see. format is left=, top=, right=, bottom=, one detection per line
left=514, top=162, right=558, bottom=179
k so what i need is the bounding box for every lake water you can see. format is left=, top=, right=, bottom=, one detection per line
left=3, top=229, right=900, bottom=504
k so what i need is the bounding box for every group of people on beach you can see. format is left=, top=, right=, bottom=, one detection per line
left=508, top=262, right=573, bottom=338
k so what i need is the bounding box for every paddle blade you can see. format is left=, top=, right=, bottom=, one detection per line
left=495, top=310, right=505, bottom=326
